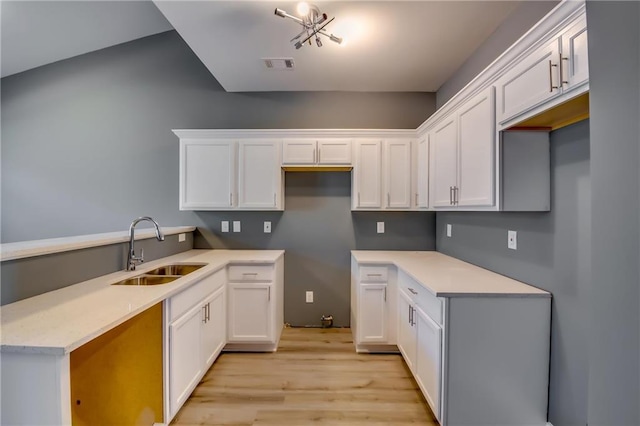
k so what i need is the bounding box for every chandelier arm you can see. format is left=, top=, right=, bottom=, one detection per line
left=297, top=16, right=334, bottom=47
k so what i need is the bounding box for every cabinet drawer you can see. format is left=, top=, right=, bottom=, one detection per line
left=359, top=265, right=389, bottom=282
left=398, top=271, right=443, bottom=326
left=169, top=269, right=225, bottom=322
left=228, top=264, right=274, bottom=282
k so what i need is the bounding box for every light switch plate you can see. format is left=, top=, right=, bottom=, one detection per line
left=446, top=224, right=452, bottom=237
left=233, top=221, right=241, bottom=233
left=221, top=221, right=229, bottom=233
left=264, top=221, right=271, bottom=233
left=377, top=222, right=385, bottom=234
left=178, top=233, right=186, bottom=242
left=306, top=291, right=313, bottom=303
left=508, top=230, right=517, bottom=250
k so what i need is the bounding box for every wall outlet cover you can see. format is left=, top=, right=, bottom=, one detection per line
left=264, top=221, right=272, bottom=233
left=508, top=230, right=517, bottom=250
left=178, top=233, right=186, bottom=242
left=233, top=221, right=241, bottom=233
left=377, top=222, right=385, bottom=234
left=221, top=221, right=229, bottom=233
left=306, top=291, right=313, bottom=303
left=446, top=224, right=452, bottom=237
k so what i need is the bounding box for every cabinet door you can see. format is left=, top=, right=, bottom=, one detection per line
left=282, top=140, right=316, bottom=165
left=237, top=140, right=281, bottom=209
left=415, top=306, right=442, bottom=421
left=384, top=140, right=412, bottom=209
left=561, top=15, right=588, bottom=90
left=169, top=303, right=203, bottom=417
left=358, top=284, right=388, bottom=343
left=354, top=140, right=382, bottom=208
left=180, top=139, right=235, bottom=210
left=431, top=115, right=458, bottom=208
left=416, top=136, right=429, bottom=208
left=201, top=286, right=226, bottom=369
left=397, top=289, right=417, bottom=373
left=227, top=283, right=273, bottom=343
left=496, top=38, right=561, bottom=124
left=457, top=87, right=495, bottom=207
left=318, top=139, right=352, bottom=165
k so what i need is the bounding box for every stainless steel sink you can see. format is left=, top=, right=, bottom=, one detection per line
left=112, top=275, right=179, bottom=286
left=144, top=263, right=206, bottom=276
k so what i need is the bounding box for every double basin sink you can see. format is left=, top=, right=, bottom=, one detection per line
left=113, top=263, right=206, bottom=286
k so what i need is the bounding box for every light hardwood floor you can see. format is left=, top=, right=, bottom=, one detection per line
left=171, top=327, right=438, bottom=425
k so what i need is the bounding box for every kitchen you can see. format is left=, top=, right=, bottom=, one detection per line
left=1, top=1, right=638, bottom=426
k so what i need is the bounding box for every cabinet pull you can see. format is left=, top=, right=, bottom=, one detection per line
left=318, top=147, right=321, bottom=163
left=358, top=192, right=361, bottom=206
left=206, top=303, right=210, bottom=322
left=411, top=306, right=416, bottom=326
left=387, top=193, right=391, bottom=207
left=559, top=53, right=569, bottom=85
left=548, top=60, right=559, bottom=92
left=454, top=186, right=459, bottom=205
left=408, top=287, right=418, bottom=295
left=409, top=305, right=414, bottom=325
left=202, top=305, right=207, bottom=323
left=449, top=186, right=453, bottom=205
left=243, top=272, right=258, bottom=276
left=230, top=193, right=233, bottom=206
left=408, top=305, right=412, bottom=324
left=313, top=149, right=316, bottom=163
left=268, top=286, right=271, bottom=301
left=415, top=193, right=419, bottom=206
left=367, top=273, right=382, bottom=277
left=384, top=287, right=387, bottom=301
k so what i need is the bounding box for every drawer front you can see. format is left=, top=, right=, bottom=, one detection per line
left=228, top=264, right=274, bottom=282
left=170, top=269, right=225, bottom=322
left=359, top=265, right=389, bottom=282
left=398, top=270, right=443, bottom=326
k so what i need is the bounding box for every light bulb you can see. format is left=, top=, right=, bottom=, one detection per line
left=297, top=2, right=310, bottom=16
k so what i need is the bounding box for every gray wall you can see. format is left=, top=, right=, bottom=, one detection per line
left=436, top=0, right=558, bottom=108
left=437, top=120, right=590, bottom=426
left=1, top=30, right=437, bottom=324
left=1, top=232, right=193, bottom=305
left=1, top=30, right=436, bottom=243
left=586, top=2, right=639, bottom=424
left=194, top=172, right=436, bottom=327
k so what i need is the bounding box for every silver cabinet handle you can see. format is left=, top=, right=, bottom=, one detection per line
left=313, top=149, right=316, bottom=163
left=206, top=302, right=210, bottom=322
left=408, top=305, right=412, bottom=324
left=367, top=273, right=382, bottom=277
left=449, top=186, right=453, bottom=205
left=202, top=305, right=207, bottom=323
left=409, top=305, right=414, bottom=325
left=559, top=52, right=569, bottom=85
left=268, top=286, right=271, bottom=301
left=411, top=306, right=416, bottom=326
left=318, top=147, right=321, bottom=163
left=408, top=287, right=418, bottom=295
left=230, top=193, right=233, bottom=206
left=384, top=287, right=387, bottom=301
left=358, top=192, right=361, bottom=206
left=387, top=193, right=390, bottom=207
left=243, top=272, right=258, bottom=276
left=454, top=186, right=459, bottom=205
left=415, top=193, right=418, bottom=206
left=548, top=59, right=559, bottom=92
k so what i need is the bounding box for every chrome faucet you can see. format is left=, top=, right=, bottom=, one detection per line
left=127, top=216, right=165, bottom=271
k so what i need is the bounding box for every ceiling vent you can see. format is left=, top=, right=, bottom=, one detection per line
left=263, top=58, right=295, bottom=70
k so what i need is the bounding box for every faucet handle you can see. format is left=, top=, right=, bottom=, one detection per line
left=139, top=248, right=144, bottom=263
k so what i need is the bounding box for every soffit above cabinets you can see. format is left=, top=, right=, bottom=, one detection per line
left=153, top=1, right=521, bottom=92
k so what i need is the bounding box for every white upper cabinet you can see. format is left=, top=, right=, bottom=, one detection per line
left=431, top=87, right=496, bottom=209
left=384, top=140, right=412, bottom=209
left=496, top=12, right=588, bottom=126
left=179, top=139, right=235, bottom=210
left=353, top=140, right=382, bottom=209
left=416, top=137, right=429, bottom=209
left=282, top=139, right=351, bottom=166
left=237, top=140, right=283, bottom=209
left=457, top=88, right=495, bottom=207
left=431, top=115, right=458, bottom=208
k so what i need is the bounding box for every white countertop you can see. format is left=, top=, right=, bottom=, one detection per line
left=0, top=226, right=196, bottom=261
left=0, top=249, right=284, bottom=355
left=352, top=251, right=549, bottom=298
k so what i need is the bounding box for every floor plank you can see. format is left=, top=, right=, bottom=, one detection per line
left=171, top=328, right=437, bottom=425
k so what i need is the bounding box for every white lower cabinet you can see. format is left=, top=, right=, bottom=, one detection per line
left=225, top=259, right=284, bottom=352
left=358, top=284, right=388, bottom=342
left=415, top=305, right=442, bottom=419
left=396, top=288, right=417, bottom=371
left=166, top=269, right=226, bottom=421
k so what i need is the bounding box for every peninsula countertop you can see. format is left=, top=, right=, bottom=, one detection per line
left=352, top=250, right=549, bottom=298
left=0, top=249, right=284, bottom=355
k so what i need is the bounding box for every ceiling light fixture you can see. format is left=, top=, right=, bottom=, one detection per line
left=274, top=3, right=343, bottom=49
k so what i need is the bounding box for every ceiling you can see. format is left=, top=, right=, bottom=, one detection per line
left=1, top=1, right=522, bottom=92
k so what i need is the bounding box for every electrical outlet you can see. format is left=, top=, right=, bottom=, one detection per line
left=306, top=291, right=314, bottom=303
left=233, top=221, right=241, bottom=233
left=508, top=230, right=517, bottom=250
left=178, top=233, right=186, bottom=242
left=221, top=221, right=229, bottom=233
left=447, top=224, right=452, bottom=237
left=264, top=221, right=272, bottom=233
left=377, top=222, right=385, bottom=234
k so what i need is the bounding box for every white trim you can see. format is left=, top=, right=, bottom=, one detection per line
left=172, top=128, right=416, bottom=140
left=0, top=226, right=196, bottom=262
